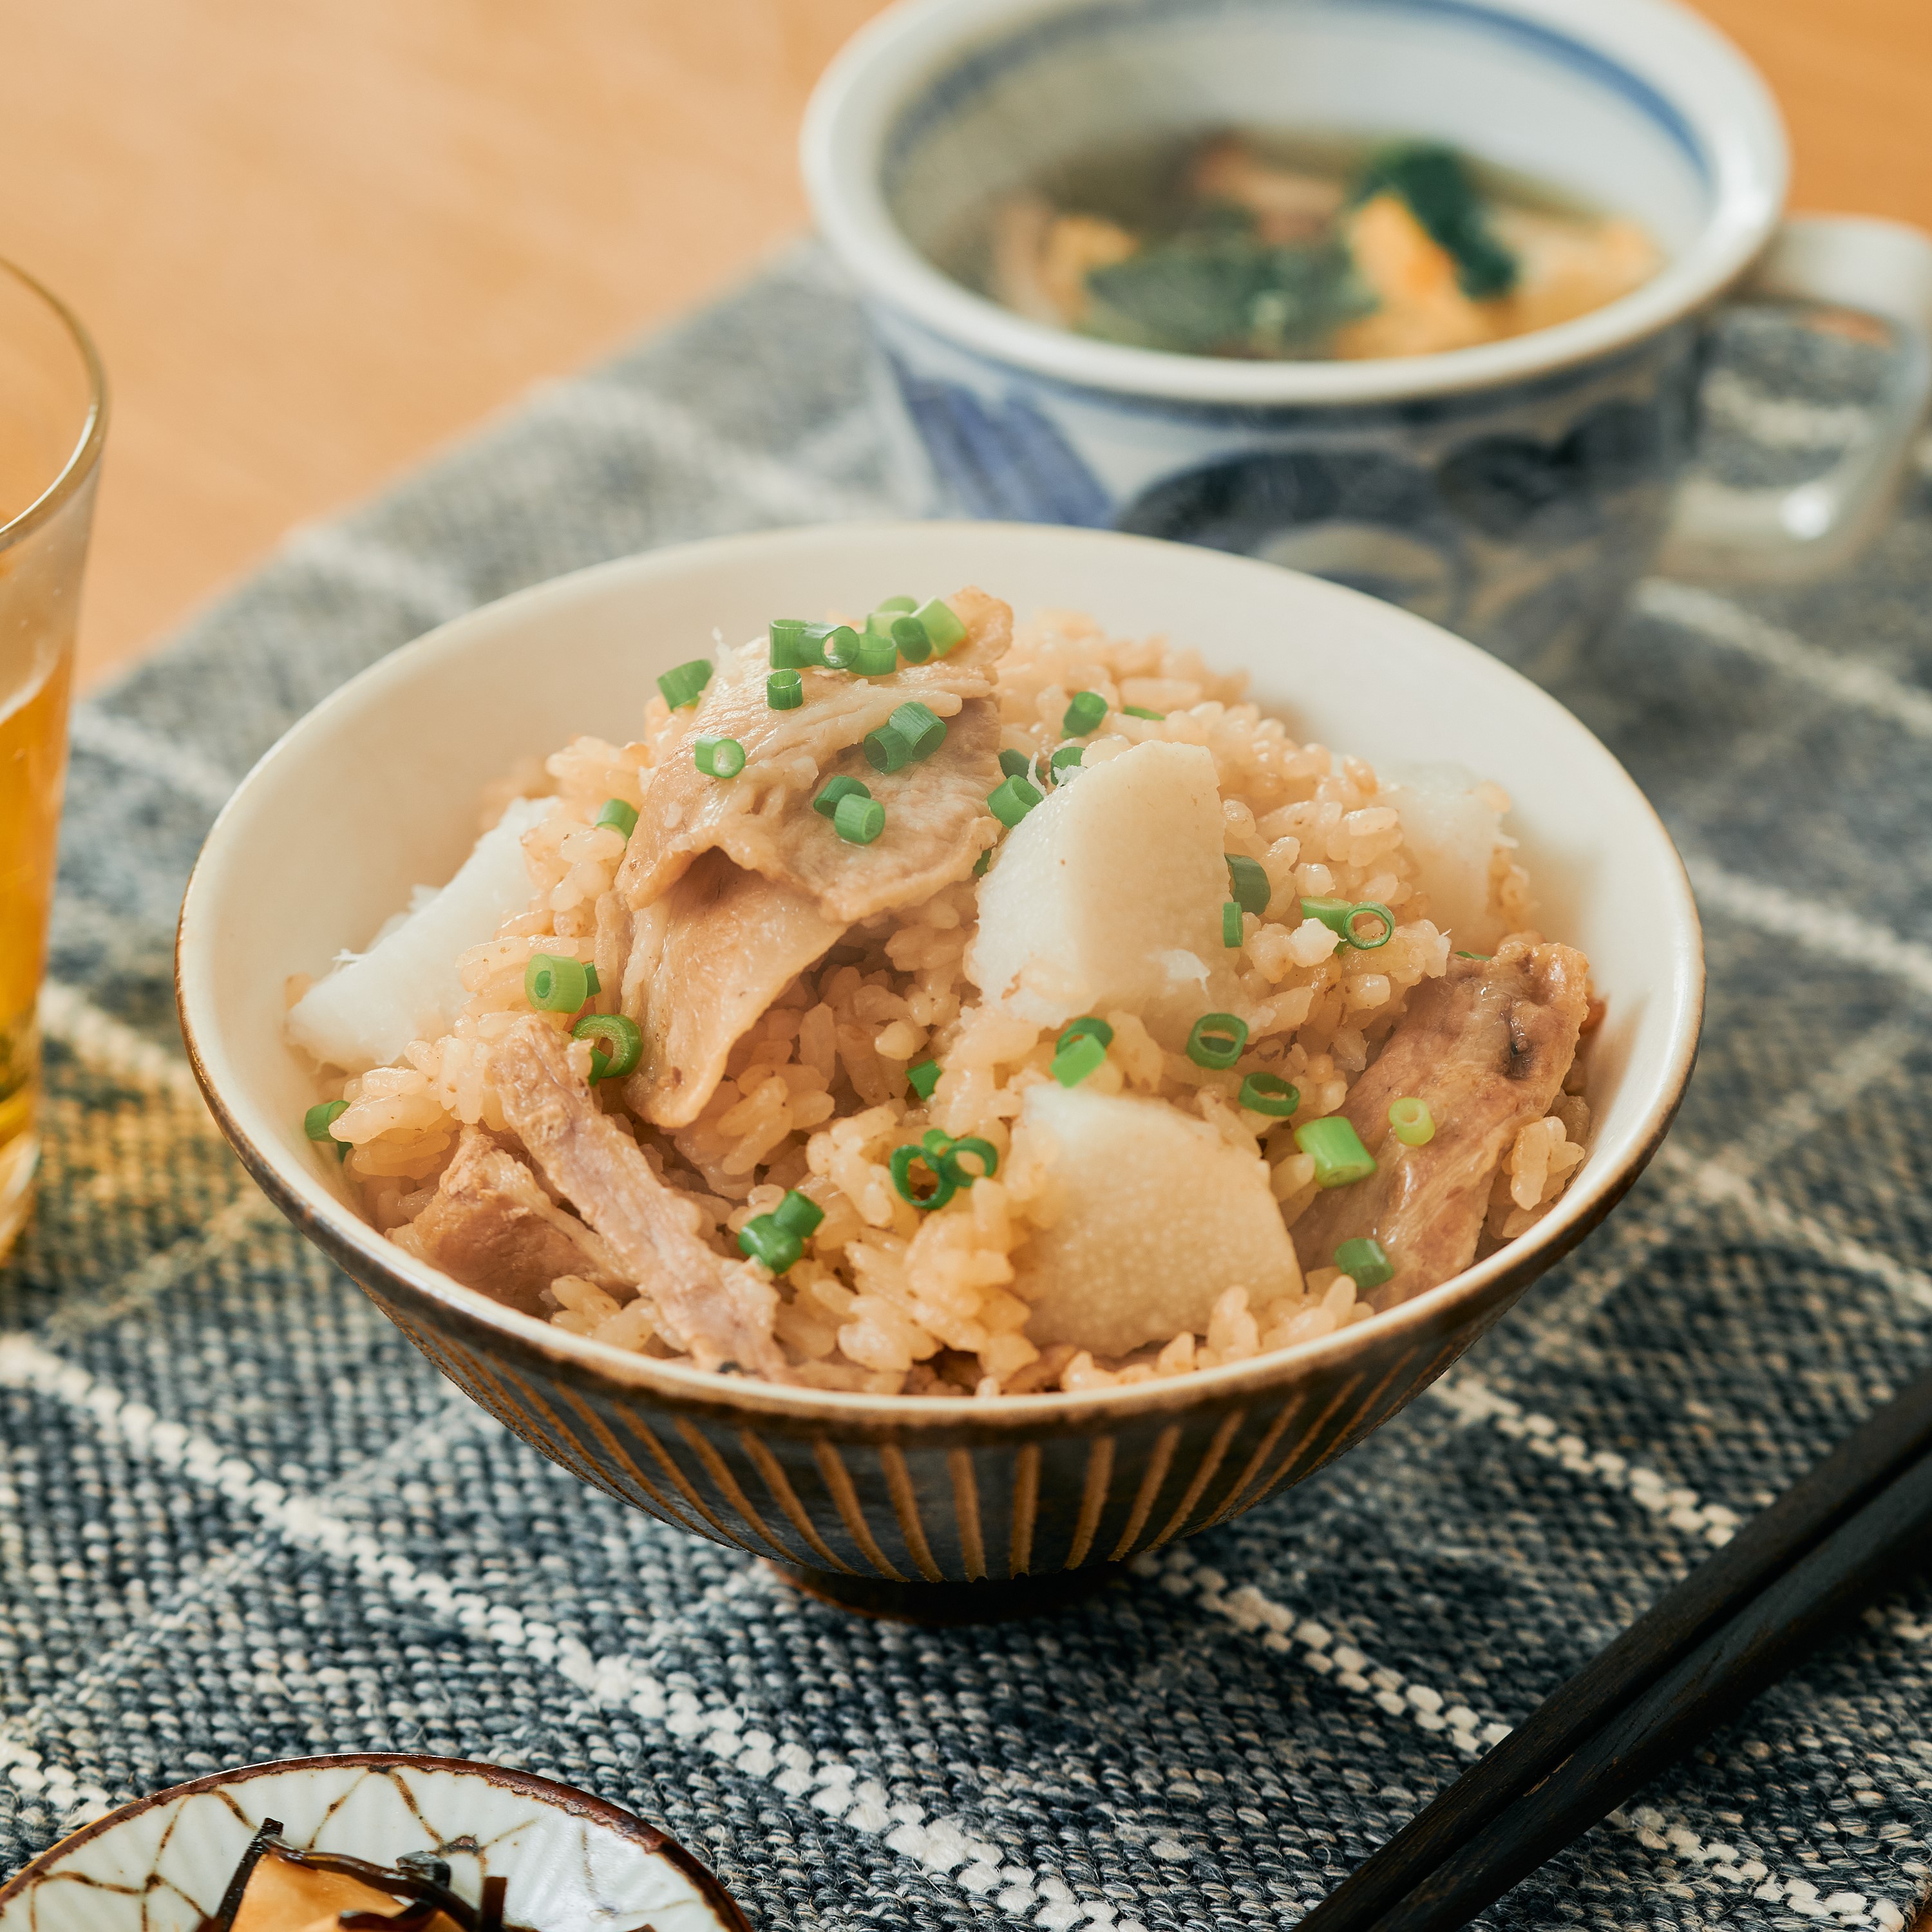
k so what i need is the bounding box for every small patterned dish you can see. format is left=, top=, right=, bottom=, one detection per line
left=0, top=1753, right=747, bottom=1932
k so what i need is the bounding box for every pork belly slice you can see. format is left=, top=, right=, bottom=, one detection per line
left=492, top=1015, right=790, bottom=1380
left=616, top=586, right=1010, bottom=913
left=391, top=1124, right=627, bottom=1319
left=620, top=850, right=846, bottom=1129
left=1291, top=937, right=1590, bottom=1307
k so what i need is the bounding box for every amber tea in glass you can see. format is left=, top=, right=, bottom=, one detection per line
left=0, top=263, right=106, bottom=1257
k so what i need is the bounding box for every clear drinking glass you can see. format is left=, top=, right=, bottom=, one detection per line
left=0, top=262, right=107, bottom=1258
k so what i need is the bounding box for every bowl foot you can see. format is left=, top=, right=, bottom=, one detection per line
left=767, top=1560, right=1127, bottom=1624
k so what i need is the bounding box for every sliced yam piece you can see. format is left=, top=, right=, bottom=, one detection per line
left=493, top=1015, right=791, bottom=1380
left=287, top=795, right=553, bottom=1074
left=1015, top=1084, right=1302, bottom=1358
left=1488, top=209, right=1663, bottom=335
left=616, top=586, right=1011, bottom=913
left=391, top=1123, right=628, bottom=1318
left=1383, top=761, right=1510, bottom=952
left=966, top=739, right=1228, bottom=1039
left=1291, top=937, right=1590, bottom=1307
left=1188, top=135, right=1346, bottom=243
left=620, top=849, right=846, bottom=1129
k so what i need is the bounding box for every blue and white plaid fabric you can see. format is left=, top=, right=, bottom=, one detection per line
left=10, top=243, right=1932, bottom=1931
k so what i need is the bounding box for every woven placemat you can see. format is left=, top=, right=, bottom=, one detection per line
left=8, top=242, right=1932, bottom=1931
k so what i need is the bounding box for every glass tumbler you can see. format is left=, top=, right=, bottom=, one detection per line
left=0, top=262, right=106, bottom=1258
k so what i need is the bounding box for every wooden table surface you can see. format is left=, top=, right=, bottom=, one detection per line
left=6, top=0, right=1928, bottom=691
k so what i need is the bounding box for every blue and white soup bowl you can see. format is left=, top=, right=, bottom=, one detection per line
left=804, top=0, right=1932, bottom=666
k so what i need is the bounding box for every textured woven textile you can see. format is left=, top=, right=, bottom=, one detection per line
left=8, top=242, right=1932, bottom=1931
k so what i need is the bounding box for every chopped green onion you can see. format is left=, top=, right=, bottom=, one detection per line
left=890, top=615, right=931, bottom=663
left=941, top=1135, right=999, bottom=1184
left=582, top=963, right=601, bottom=995
left=593, top=797, right=639, bottom=838
left=889, top=1142, right=955, bottom=1211
left=694, top=735, right=746, bottom=779
left=998, top=748, right=1032, bottom=781
left=873, top=594, right=916, bottom=614
left=767, top=669, right=804, bottom=710
left=889, top=701, right=946, bottom=759
left=738, top=1216, right=804, bottom=1274
left=573, top=1012, right=642, bottom=1081
left=1454, top=950, right=1491, bottom=961
left=1226, top=855, right=1271, bottom=917
left=1062, top=690, right=1108, bottom=737
left=1388, top=1097, right=1435, bottom=1147
left=921, top=1128, right=953, bottom=1159
left=1186, top=1012, right=1248, bottom=1069
left=906, top=1059, right=942, bottom=1102
left=526, top=952, right=590, bottom=1013
left=1334, top=1236, right=1394, bottom=1291
left=855, top=630, right=898, bottom=677
left=813, top=774, right=870, bottom=819
left=1049, top=744, right=1084, bottom=777
left=1343, top=902, right=1395, bottom=950
left=1052, top=1032, right=1107, bottom=1087
left=1222, top=901, right=1244, bottom=948
left=864, top=725, right=913, bottom=773
left=305, top=1099, right=350, bottom=1159
left=1302, top=896, right=1354, bottom=936
left=1122, top=705, right=1166, bottom=721
left=820, top=624, right=865, bottom=672
left=1239, top=1073, right=1300, bottom=1118
left=988, top=773, right=1042, bottom=828
left=1294, top=1116, right=1377, bottom=1188
left=913, top=596, right=966, bottom=654
left=1058, top=1016, right=1113, bottom=1054
left=770, top=620, right=831, bottom=669
left=656, top=659, right=712, bottom=710
left=834, top=793, right=886, bottom=844
left=972, top=848, right=992, bottom=878
left=771, top=1189, right=826, bottom=1238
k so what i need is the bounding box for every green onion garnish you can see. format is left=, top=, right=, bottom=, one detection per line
left=769, top=620, right=831, bottom=669
left=694, top=735, right=746, bottom=779
left=1122, top=705, right=1166, bottom=721
left=526, top=952, right=591, bottom=1013
left=889, top=702, right=946, bottom=759
left=1186, top=1012, right=1249, bottom=1069
left=1294, top=1116, right=1377, bottom=1189
left=1049, top=744, right=1084, bottom=777
left=1454, top=951, right=1491, bottom=961
left=1388, top=1097, right=1435, bottom=1147
left=972, top=848, right=992, bottom=878
left=813, top=774, right=870, bottom=819
left=890, top=615, right=931, bottom=663
left=913, top=596, right=965, bottom=655
left=907, top=1059, right=942, bottom=1101
left=998, top=748, right=1032, bottom=781
left=889, top=1143, right=955, bottom=1212
left=738, top=1216, right=804, bottom=1274
left=1227, top=855, right=1271, bottom=917
left=1343, top=902, right=1395, bottom=950
left=942, top=1135, right=998, bottom=1184
left=657, top=659, right=712, bottom=710
left=855, top=630, right=897, bottom=677
left=1222, top=901, right=1244, bottom=948
left=820, top=625, right=865, bottom=672
left=772, top=1189, right=826, bottom=1238
left=304, top=1099, right=351, bottom=1160
left=874, top=594, right=916, bottom=614
left=864, top=725, right=913, bottom=774
left=1058, top=1016, right=1113, bottom=1054
left=767, top=670, right=804, bottom=710
left=593, top=798, right=639, bottom=838
left=1334, top=1236, right=1394, bottom=1290
left=1238, top=1073, right=1300, bottom=1118
left=988, top=773, right=1042, bottom=828
left=1062, top=690, right=1108, bottom=737
left=582, top=963, right=601, bottom=996
left=1051, top=1032, right=1107, bottom=1088
left=573, top=1012, right=642, bottom=1081
left=834, top=793, right=886, bottom=844
left=1302, top=897, right=1354, bottom=937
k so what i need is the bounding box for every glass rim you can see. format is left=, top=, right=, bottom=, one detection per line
left=0, top=254, right=108, bottom=554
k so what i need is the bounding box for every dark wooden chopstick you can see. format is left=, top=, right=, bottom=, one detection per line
left=1298, top=1358, right=1932, bottom=1932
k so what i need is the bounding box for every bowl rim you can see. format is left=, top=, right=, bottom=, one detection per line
left=175, top=520, right=1706, bottom=1433
left=0, top=1751, right=751, bottom=1930
left=800, top=0, right=1789, bottom=407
